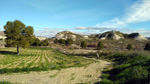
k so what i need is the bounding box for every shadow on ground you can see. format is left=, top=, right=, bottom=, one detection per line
left=0, top=51, right=17, bottom=55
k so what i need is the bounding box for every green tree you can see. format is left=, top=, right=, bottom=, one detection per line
left=66, top=39, right=73, bottom=45
left=59, top=39, right=66, bottom=45
left=4, top=20, right=34, bottom=55
left=97, top=41, right=104, bottom=50
left=144, top=43, right=150, bottom=50
left=126, top=44, right=133, bottom=50
left=31, top=38, right=40, bottom=46
left=81, top=41, right=86, bottom=49
left=40, top=39, right=49, bottom=46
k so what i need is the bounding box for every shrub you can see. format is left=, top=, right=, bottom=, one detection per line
left=42, top=39, right=49, bottom=46
left=101, top=74, right=110, bottom=79
left=144, top=43, right=150, bottom=50
left=126, top=44, right=133, bottom=50
left=59, top=39, right=66, bottom=45
left=81, top=41, right=86, bottom=49
left=97, top=41, right=104, bottom=50
left=99, top=79, right=113, bottom=84
left=31, top=38, right=40, bottom=46
left=66, top=39, right=73, bottom=45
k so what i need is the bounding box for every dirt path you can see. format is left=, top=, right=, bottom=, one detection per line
left=0, top=59, right=111, bottom=84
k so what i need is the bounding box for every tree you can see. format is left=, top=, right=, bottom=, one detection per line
left=126, top=44, right=133, bottom=50
left=40, top=39, right=49, bottom=46
left=144, top=43, right=150, bottom=50
left=66, top=39, right=73, bottom=45
left=81, top=41, right=86, bottom=49
left=59, top=39, right=66, bottom=45
left=4, top=20, right=34, bottom=55
left=31, top=38, right=40, bottom=46
left=97, top=41, right=104, bottom=50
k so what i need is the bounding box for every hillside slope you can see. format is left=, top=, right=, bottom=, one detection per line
left=55, top=31, right=89, bottom=41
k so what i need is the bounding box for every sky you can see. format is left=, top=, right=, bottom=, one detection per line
left=0, top=0, right=150, bottom=37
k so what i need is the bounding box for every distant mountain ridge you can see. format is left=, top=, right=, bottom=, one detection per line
left=95, top=31, right=147, bottom=41
left=0, top=31, right=148, bottom=41
left=55, top=31, right=148, bottom=41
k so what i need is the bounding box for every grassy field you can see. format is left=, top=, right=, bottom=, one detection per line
left=97, top=50, right=150, bottom=84
left=0, top=47, right=95, bottom=74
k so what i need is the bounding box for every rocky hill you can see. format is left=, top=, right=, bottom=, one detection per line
left=95, top=31, right=148, bottom=41
left=0, top=31, right=6, bottom=40
left=128, top=33, right=147, bottom=41
left=95, top=31, right=125, bottom=40
left=55, top=31, right=89, bottom=41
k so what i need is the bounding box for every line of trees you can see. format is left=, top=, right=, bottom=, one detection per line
left=80, top=41, right=104, bottom=50
left=31, top=38, right=49, bottom=46
left=4, top=20, right=50, bottom=55
left=54, top=38, right=73, bottom=45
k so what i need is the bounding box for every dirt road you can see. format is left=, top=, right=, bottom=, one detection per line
left=0, top=59, right=110, bottom=84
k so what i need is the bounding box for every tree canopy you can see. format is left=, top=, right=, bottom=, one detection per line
left=97, top=41, right=104, bottom=50
left=81, top=41, right=86, bottom=49
left=4, top=20, right=35, bottom=55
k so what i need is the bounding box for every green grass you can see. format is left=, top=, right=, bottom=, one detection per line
left=0, top=81, right=13, bottom=84
left=98, top=50, right=150, bottom=84
left=0, top=47, right=94, bottom=74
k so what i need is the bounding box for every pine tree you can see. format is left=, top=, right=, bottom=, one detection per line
left=66, top=39, right=73, bottom=45
left=4, top=20, right=34, bottom=55
left=81, top=41, right=86, bottom=49
left=97, top=41, right=104, bottom=50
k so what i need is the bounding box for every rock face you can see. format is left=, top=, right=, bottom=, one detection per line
left=129, top=33, right=147, bottom=41
left=55, top=31, right=88, bottom=41
left=36, top=36, right=47, bottom=41
left=0, top=31, right=6, bottom=40
left=95, top=31, right=148, bottom=41
left=96, top=31, right=124, bottom=40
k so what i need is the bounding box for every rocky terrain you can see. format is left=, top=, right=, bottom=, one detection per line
left=0, top=31, right=6, bottom=40
left=55, top=31, right=148, bottom=41
left=55, top=31, right=89, bottom=41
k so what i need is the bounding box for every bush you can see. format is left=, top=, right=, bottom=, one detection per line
left=81, top=41, right=86, bottom=49
left=31, top=38, right=40, bottom=46
left=59, top=39, right=66, bottom=45
left=126, top=44, right=132, bottom=50
left=97, top=41, right=104, bottom=50
left=99, top=79, right=113, bottom=84
left=144, top=43, right=150, bottom=50
left=41, top=39, right=49, bottom=46
left=101, top=74, right=110, bottom=79
left=66, top=39, right=73, bottom=45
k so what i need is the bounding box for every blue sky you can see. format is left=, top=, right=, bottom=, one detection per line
left=0, top=0, right=150, bottom=37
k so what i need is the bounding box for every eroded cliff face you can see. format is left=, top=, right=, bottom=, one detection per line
left=95, top=31, right=147, bottom=41
left=129, top=33, right=148, bottom=41
left=55, top=31, right=88, bottom=41
left=96, top=31, right=124, bottom=40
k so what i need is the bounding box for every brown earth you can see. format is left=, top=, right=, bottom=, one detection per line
left=0, top=59, right=111, bottom=84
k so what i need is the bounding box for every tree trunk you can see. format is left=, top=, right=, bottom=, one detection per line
left=17, top=45, right=19, bottom=55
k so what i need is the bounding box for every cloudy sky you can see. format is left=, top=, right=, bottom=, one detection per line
left=0, top=0, right=150, bottom=37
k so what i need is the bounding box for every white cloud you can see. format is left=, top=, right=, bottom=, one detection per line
left=96, top=0, right=150, bottom=28
left=35, top=0, right=150, bottom=37
left=35, top=28, right=67, bottom=37
left=133, top=29, right=150, bottom=37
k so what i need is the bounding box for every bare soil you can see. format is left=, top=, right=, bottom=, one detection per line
left=0, top=59, right=110, bottom=84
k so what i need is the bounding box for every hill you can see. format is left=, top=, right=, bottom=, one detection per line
left=55, top=31, right=89, bottom=41
left=94, top=31, right=148, bottom=41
